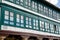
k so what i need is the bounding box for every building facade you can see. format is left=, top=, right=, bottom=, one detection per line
left=0, top=0, right=60, bottom=40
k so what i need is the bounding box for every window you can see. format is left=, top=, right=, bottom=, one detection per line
left=28, top=0, right=31, bottom=9
left=20, top=0, right=23, bottom=5
left=10, top=12, right=14, bottom=25
left=40, top=21, right=45, bottom=31
left=16, top=0, right=20, bottom=4
left=54, top=25, right=56, bottom=31
left=16, top=14, right=20, bottom=23
left=44, top=6, right=48, bottom=16
left=38, top=4, right=41, bottom=13
left=21, top=15, right=24, bottom=27
left=28, top=0, right=31, bottom=6
left=26, top=17, right=32, bottom=28
left=53, top=25, right=58, bottom=33
left=4, top=10, right=9, bottom=24
left=35, top=2, right=37, bottom=12
left=53, top=11, right=57, bottom=19
left=10, top=12, right=14, bottom=21
left=49, top=9, right=52, bottom=18
left=4, top=10, right=14, bottom=25
left=45, top=22, right=49, bottom=32
left=40, top=4, right=43, bottom=12
left=33, top=19, right=38, bottom=30
left=57, top=13, right=60, bottom=20
left=50, top=24, right=54, bottom=33
left=16, top=14, right=24, bottom=27
left=32, top=1, right=34, bottom=8
left=4, top=11, right=9, bottom=20
left=25, top=0, right=28, bottom=6
left=55, top=25, right=59, bottom=33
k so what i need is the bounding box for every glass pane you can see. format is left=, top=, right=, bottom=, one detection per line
left=4, top=21, right=9, bottom=24
left=40, top=21, right=44, bottom=28
left=16, top=0, right=20, bottom=4
left=5, top=10, right=9, bottom=15
left=16, top=18, right=20, bottom=22
left=10, top=12, right=14, bottom=16
left=10, top=22, right=14, bottom=25
left=45, top=22, right=49, bottom=29
left=10, top=17, right=14, bottom=21
left=16, top=23, right=20, bottom=26
left=21, top=20, right=24, bottom=23
left=5, top=15, right=9, bottom=20
left=17, top=14, right=20, bottom=19
left=26, top=21, right=28, bottom=24
left=21, top=15, right=23, bottom=19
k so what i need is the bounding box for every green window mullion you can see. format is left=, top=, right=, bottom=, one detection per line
left=49, top=23, right=51, bottom=33
left=20, top=14, right=21, bottom=27
left=31, top=18, right=33, bottom=29
left=44, top=22, right=46, bottom=32
left=28, top=18, right=29, bottom=28
left=24, top=16, right=26, bottom=28
left=14, top=12, right=16, bottom=27
left=31, top=18, right=34, bottom=29
left=9, top=11, right=10, bottom=25
left=38, top=19, right=40, bottom=31
left=58, top=27, right=59, bottom=34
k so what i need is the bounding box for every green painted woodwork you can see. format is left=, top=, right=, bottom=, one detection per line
left=0, top=0, right=2, bottom=3
left=0, top=4, right=60, bottom=35
left=4, top=0, right=60, bottom=21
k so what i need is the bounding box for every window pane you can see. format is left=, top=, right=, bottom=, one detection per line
left=49, top=9, right=52, bottom=18
left=21, top=15, right=24, bottom=23
left=17, top=14, right=20, bottom=18
left=16, top=23, right=20, bottom=26
left=45, top=22, right=49, bottom=29
left=40, top=21, right=44, bottom=28
left=16, top=14, right=20, bottom=22
left=21, top=15, right=23, bottom=19
left=5, top=10, right=9, bottom=20
left=10, top=17, right=14, bottom=21
left=50, top=24, right=54, bottom=32
left=5, top=16, right=9, bottom=20
left=10, top=12, right=14, bottom=16
left=16, top=0, right=20, bottom=4
left=4, top=21, right=9, bottom=24
left=10, top=22, right=14, bottom=25
left=5, top=10, right=9, bottom=15
left=32, top=1, right=34, bottom=8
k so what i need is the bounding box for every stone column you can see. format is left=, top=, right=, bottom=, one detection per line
left=0, top=36, right=6, bottom=40
left=21, top=35, right=29, bottom=40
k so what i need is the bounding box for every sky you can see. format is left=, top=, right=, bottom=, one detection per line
left=46, top=0, right=60, bottom=8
